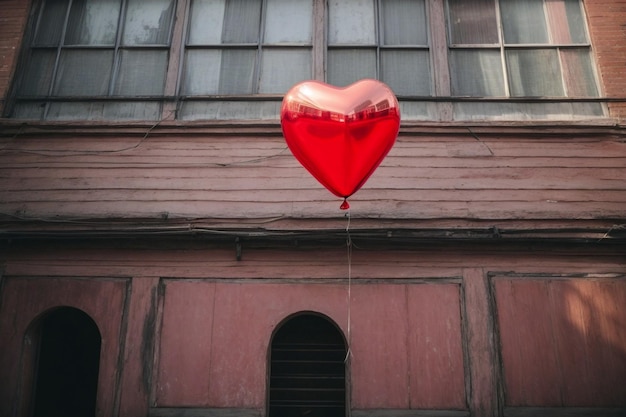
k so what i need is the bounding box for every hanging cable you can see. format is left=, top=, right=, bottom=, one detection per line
left=345, top=209, right=353, bottom=363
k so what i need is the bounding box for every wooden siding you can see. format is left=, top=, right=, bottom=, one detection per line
left=152, top=279, right=465, bottom=410
left=0, top=246, right=624, bottom=417
left=0, top=276, right=129, bottom=417
left=0, top=126, right=625, bottom=229
left=494, top=277, right=626, bottom=408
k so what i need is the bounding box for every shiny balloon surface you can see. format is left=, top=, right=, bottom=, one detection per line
left=281, top=79, right=400, bottom=205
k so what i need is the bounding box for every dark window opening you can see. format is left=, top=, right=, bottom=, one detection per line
left=32, top=307, right=101, bottom=417
left=269, top=313, right=347, bottom=417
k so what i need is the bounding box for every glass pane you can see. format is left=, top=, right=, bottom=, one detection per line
left=53, top=49, right=114, bottom=95
left=450, top=50, right=504, bottom=96
left=34, top=0, right=69, bottom=46
left=183, top=50, right=221, bottom=94
left=122, top=0, right=174, bottom=45
left=47, top=101, right=160, bottom=120
left=506, top=49, right=564, bottom=96
left=327, top=49, right=376, bottom=87
left=47, top=102, right=102, bottom=119
left=454, top=101, right=605, bottom=120
left=500, top=0, right=548, bottom=44
left=19, top=50, right=56, bottom=96
left=65, top=0, right=121, bottom=45
left=219, top=49, right=256, bottom=94
left=328, top=0, right=375, bottom=45
left=13, top=102, right=45, bottom=119
left=114, top=50, right=168, bottom=95
left=259, top=49, right=311, bottom=93
left=102, top=101, right=161, bottom=120
left=381, top=0, right=427, bottom=46
left=222, top=0, right=262, bottom=43
left=564, top=0, right=587, bottom=43
left=545, top=0, right=588, bottom=44
left=180, top=101, right=281, bottom=120
left=381, top=50, right=430, bottom=95
left=561, top=49, right=598, bottom=96
left=264, top=0, right=313, bottom=44
left=447, top=0, right=498, bottom=44
left=188, top=0, right=225, bottom=44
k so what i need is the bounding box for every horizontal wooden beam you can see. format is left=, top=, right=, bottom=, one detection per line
left=504, top=407, right=626, bottom=417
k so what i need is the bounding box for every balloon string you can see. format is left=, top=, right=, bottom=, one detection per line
left=345, top=210, right=353, bottom=363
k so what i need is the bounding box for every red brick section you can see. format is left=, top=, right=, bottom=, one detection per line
left=585, top=0, right=626, bottom=120
left=0, top=0, right=30, bottom=115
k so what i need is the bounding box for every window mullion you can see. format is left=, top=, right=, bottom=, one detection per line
left=428, top=0, right=450, bottom=96
left=428, top=0, right=451, bottom=120
left=495, top=0, right=510, bottom=97
left=375, top=0, right=381, bottom=79
left=43, top=0, right=74, bottom=119
left=162, top=0, right=189, bottom=119
left=255, top=0, right=267, bottom=94
left=108, top=0, right=128, bottom=97
left=313, top=0, right=325, bottom=81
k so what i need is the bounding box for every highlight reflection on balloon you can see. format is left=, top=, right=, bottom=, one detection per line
left=281, top=79, right=400, bottom=209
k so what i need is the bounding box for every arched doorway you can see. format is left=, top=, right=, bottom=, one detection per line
left=30, top=307, right=101, bottom=417
left=268, top=313, right=347, bottom=417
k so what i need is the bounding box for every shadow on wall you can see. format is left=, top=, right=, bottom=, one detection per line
left=495, top=277, right=626, bottom=408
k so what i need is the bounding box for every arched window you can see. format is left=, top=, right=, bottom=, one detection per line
left=268, top=313, right=347, bottom=417
left=30, top=307, right=101, bottom=417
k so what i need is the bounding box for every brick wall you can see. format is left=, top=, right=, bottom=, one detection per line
left=0, top=0, right=30, bottom=115
left=585, top=0, right=626, bottom=120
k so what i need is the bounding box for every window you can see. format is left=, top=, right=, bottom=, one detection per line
left=268, top=313, right=347, bottom=417
left=9, top=0, right=604, bottom=121
left=29, top=307, right=101, bottom=417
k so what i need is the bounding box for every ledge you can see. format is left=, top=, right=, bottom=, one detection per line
left=0, top=117, right=624, bottom=139
left=0, top=216, right=624, bottom=246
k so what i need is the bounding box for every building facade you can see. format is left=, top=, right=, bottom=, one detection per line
left=1, top=1, right=625, bottom=417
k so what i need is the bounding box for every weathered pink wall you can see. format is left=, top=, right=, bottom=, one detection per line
left=495, top=277, right=626, bottom=407
left=0, top=277, right=129, bottom=417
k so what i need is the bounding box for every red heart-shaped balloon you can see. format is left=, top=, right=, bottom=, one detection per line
left=281, top=79, right=400, bottom=209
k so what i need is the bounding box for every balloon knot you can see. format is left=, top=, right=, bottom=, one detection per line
left=340, top=199, right=350, bottom=210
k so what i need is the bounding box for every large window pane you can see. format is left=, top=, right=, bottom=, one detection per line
left=221, top=0, right=262, bottom=43
left=381, top=0, right=427, bottom=46
left=53, top=49, right=114, bottom=95
left=447, top=0, right=499, bottom=44
left=187, top=0, right=226, bottom=44
left=218, top=49, right=256, bottom=94
left=561, top=49, right=598, bottom=97
left=183, top=50, right=221, bottom=94
left=264, top=0, right=313, bottom=44
left=507, top=49, right=563, bottom=96
left=450, top=50, right=504, bottom=96
left=564, top=0, right=587, bottom=43
left=381, top=50, right=430, bottom=95
left=546, top=0, right=588, bottom=44
left=328, top=0, right=375, bottom=45
left=259, top=49, right=311, bottom=93
left=65, top=0, right=121, bottom=45
left=327, top=49, right=376, bottom=86
left=122, top=0, right=174, bottom=45
left=19, top=50, right=57, bottom=96
left=34, top=0, right=69, bottom=46
left=500, top=0, right=549, bottom=44
left=114, top=50, right=168, bottom=95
